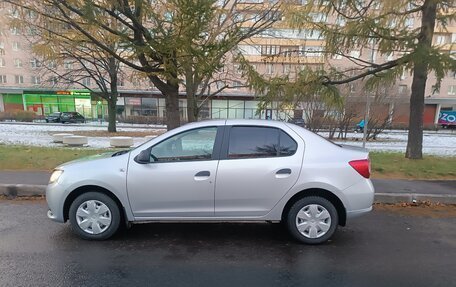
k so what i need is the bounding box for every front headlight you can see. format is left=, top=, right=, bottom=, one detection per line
left=49, top=170, right=64, bottom=184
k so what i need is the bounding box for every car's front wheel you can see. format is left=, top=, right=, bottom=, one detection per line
left=286, top=196, right=338, bottom=244
left=69, top=192, right=121, bottom=240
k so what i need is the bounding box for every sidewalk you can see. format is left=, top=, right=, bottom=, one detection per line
left=1, top=171, right=455, bottom=203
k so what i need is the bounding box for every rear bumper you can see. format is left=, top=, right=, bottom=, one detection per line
left=347, top=206, right=372, bottom=219
left=343, top=178, right=375, bottom=219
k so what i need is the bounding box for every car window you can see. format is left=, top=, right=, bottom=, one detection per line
left=279, top=130, right=298, bottom=156
left=150, top=127, right=217, bottom=162
left=228, top=126, right=297, bottom=159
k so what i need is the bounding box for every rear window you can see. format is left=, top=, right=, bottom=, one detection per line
left=228, top=126, right=297, bottom=159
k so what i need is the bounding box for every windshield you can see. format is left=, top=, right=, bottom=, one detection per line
left=51, top=112, right=61, bottom=116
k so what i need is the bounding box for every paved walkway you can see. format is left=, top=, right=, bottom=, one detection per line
left=0, top=171, right=455, bottom=195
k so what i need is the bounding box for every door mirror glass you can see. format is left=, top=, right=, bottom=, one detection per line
left=134, top=149, right=151, bottom=164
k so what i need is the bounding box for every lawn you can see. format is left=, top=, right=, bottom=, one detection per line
left=0, top=145, right=109, bottom=171
left=370, top=152, right=456, bottom=180
left=0, top=145, right=455, bottom=180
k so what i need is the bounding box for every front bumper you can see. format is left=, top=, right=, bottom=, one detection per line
left=46, top=183, right=66, bottom=223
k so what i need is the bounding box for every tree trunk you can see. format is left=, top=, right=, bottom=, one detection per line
left=107, top=96, right=117, bottom=133
left=186, top=87, right=197, bottom=123
left=405, top=0, right=437, bottom=159
left=148, top=75, right=181, bottom=130
left=165, top=85, right=180, bottom=130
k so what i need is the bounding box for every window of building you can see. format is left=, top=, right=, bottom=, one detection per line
left=82, top=77, right=91, bottom=86
left=350, top=50, right=360, bottom=58
left=400, top=70, right=407, bottom=80
left=261, top=45, right=280, bottom=56
left=232, top=80, right=243, bottom=89
left=10, top=27, right=20, bottom=35
left=233, top=64, right=242, bottom=74
left=48, top=61, right=57, bottom=69
left=31, top=75, right=41, bottom=85
left=117, top=78, right=124, bottom=87
left=30, top=58, right=41, bottom=68
left=0, top=75, right=6, bottom=83
left=12, top=42, right=20, bottom=51
left=0, top=42, right=4, bottom=49
left=398, top=85, right=407, bottom=94
left=141, top=98, right=158, bottom=116
left=228, top=126, right=297, bottom=159
left=266, top=63, right=274, bottom=74
left=49, top=76, right=58, bottom=86
left=14, top=58, right=22, bottom=68
left=216, top=81, right=227, bottom=90
left=150, top=127, right=218, bottom=162
left=0, top=58, right=5, bottom=67
left=15, top=75, right=24, bottom=84
left=237, top=45, right=261, bottom=56
left=448, top=85, right=456, bottom=95
left=303, top=46, right=323, bottom=57
left=64, top=60, right=73, bottom=70
left=405, top=18, right=414, bottom=28
left=435, top=35, right=446, bottom=45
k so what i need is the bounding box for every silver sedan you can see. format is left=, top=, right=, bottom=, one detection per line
left=46, top=119, right=374, bottom=244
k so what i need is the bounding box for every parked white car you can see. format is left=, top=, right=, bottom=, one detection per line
left=46, top=119, right=374, bottom=244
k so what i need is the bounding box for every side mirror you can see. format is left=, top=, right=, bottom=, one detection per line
left=134, top=149, right=150, bottom=164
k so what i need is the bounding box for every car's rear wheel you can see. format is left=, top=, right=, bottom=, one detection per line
left=69, top=192, right=121, bottom=240
left=286, top=196, right=338, bottom=244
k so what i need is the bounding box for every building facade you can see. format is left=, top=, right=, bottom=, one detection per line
left=0, top=1, right=455, bottom=126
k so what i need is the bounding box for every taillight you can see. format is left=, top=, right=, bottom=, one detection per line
left=349, top=159, right=371, bottom=178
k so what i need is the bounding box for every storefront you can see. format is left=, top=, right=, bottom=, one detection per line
left=1, top=93, right=24, bottom=111
left=22, top=90, right=92, bottom=117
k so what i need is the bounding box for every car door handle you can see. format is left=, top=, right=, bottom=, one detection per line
left=194, top=171, right=210, bottom=181
left=276, top=168, right=292, bottom=178
left=276, top=168, right=291, bottom=175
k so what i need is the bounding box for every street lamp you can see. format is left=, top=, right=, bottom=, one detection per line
left=363, top=40, right=376, bottom=148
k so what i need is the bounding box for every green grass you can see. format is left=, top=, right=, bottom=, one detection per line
left=0, top=145, right=110, bottom=171
left=0, top=145, right=455, bottom=180
left=370, top=152, right=456, bottom=180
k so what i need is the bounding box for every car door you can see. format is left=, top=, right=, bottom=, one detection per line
left=127, top=126, right=223, bottom=218
left=215, top=125, right=303, bottom=217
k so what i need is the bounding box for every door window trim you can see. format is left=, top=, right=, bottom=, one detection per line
left=220, top=125, right=298, bottom=160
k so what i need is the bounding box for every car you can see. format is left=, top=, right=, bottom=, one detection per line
left=45, top=112, right=85, bottom=123
left=287, top=118, right=305, bottom=127
left=46, top=119, right=374, bottom=244
left=45, top=112, right=63, bottom=123
left=60, top=112, right=85, bottom=123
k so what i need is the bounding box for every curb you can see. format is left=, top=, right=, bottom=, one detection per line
left=0, top=184, right=46, bottom=198
left=1, top=184, right=456, bottom=204
left=374, top=193, right=456, bottom=204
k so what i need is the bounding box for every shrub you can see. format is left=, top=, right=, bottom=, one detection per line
left=0, top=110, right=40, bottom=122
left=120, top=115, right=166, bottom=125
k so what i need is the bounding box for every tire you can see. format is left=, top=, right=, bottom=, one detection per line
left=69, top=192, right=121, bottom=240
left=286, top=196, right=338, bottom=245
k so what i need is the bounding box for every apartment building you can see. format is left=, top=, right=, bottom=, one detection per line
left=0, top=0, right=454, bottom=126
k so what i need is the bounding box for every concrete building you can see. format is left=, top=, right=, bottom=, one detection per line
left=0, top=1, right=454, bottom=127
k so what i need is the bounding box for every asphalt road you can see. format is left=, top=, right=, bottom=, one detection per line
left=0, top=200, right=455, bottom=287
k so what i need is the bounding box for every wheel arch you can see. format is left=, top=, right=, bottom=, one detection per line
left=281, top=188, right=347, bottom=226
left=63, top=185, right=125, bottom=222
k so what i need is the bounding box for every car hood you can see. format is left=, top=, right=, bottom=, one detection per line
left=56, top=151, right=129, bottom=169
